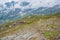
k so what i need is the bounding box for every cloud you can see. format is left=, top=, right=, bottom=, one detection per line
left=0, top=0, right=60, bottom=12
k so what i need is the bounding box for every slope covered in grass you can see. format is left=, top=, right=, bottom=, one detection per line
left=0, top=13, right=60, bottom=40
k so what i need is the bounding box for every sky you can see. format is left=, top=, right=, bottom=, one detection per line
left=0, top=0, right=60, bottom=9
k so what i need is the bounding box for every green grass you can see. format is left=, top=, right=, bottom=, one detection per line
left=43, top=30, right=60, bottom=40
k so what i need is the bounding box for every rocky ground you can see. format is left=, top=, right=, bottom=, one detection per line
left=0, top=13, right=60, bottom=40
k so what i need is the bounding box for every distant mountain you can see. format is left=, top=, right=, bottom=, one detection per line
left=0, top=1, right=60, bottom=24
left=27, top=5, right=60, bottom=15
left=20, top=1, right=30, bottom=6
left=5, top=1, right=17, bottom=8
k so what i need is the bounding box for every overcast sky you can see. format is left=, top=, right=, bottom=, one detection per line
left=0, top=0, right=60, bottom=9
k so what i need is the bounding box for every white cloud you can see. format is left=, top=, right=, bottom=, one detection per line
left=29, top=0, right=58, bottom=8
left=0, top=0, right=60, bottom=10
